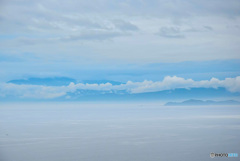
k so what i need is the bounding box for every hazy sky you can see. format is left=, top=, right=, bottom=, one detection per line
left=1, top=0, right=240, bottom=64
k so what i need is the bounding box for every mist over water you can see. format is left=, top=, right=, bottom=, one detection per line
left=0, top=103, right=239, bottom=161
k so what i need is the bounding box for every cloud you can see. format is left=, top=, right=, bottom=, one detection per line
left=112, top=19, right=139, bottom=31
left=183, top=26, right=214, bottom=33
left=203, top=26, right=213, bottom=31
left=128, top=76, right=240, bottom=93
left=60, top=30, right=127, bottom=41
left=1, top=76, right=239, bottom=99
left=0, top=0, right=240, bottom=63
left=0, top=83, right=67, bottom=99
left=156, top=27, right=185, bottom=38
left=14, top=30, right=127, bottom=45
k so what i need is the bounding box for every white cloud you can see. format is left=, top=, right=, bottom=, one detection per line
left=0, top=76, right=239, bottom=99
left=128, top=76, right=240, bottom=93
left=0, top=83, right=67, bottom=99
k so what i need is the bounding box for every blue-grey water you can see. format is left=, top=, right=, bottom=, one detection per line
left=0, top=102, right=239, bottom=161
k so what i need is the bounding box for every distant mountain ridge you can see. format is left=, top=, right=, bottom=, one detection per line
left=7, top=77, right=123, bottom=86
left=7, top=77, right=76, bottom=86
left=80, top=80, right=122, bottom=85
left=59, top=88, right=239, bottom=101
left=165, top=99, right=240, bottom=106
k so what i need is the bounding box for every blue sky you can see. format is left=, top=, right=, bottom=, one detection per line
left=0, top=0, right=240, bottom=101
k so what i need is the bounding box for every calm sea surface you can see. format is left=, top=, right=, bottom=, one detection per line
left=0, top=102, right=239, bottom=161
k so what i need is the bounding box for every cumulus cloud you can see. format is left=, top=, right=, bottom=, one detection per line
left=128, top=76, right=240, bottom=93
left=0, top=76, right=240, bottom=99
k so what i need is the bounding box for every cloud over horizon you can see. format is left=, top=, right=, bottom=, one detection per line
left=1, top=76, right=239, bottom=99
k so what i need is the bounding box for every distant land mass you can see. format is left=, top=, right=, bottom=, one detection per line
left=7, top=77, right=122, bottom=86
left=165, top=99, right=240, bottom=106
left=80, top=80, right=122, bottom=85
left=62, top=87, right=240, bottom=101
left=8, top=77, right=77, bottom=86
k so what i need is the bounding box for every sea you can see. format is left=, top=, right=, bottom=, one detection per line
left=0, top=102, right=239, bottom=161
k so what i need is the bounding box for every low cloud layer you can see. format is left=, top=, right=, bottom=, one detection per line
left=126, top=76, right=240, bottom=93
left=0, top=76, right=239, bottom=99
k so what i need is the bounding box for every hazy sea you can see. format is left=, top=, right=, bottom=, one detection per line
left=0, top=102, right=239, bottom=161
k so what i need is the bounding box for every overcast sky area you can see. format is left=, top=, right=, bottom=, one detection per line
left=0, top=0, right=240, bottom=100
left=1, top=0, right=240, bottom=63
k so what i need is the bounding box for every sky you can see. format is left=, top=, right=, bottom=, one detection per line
left=0, top=0, right=240, bottom=101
